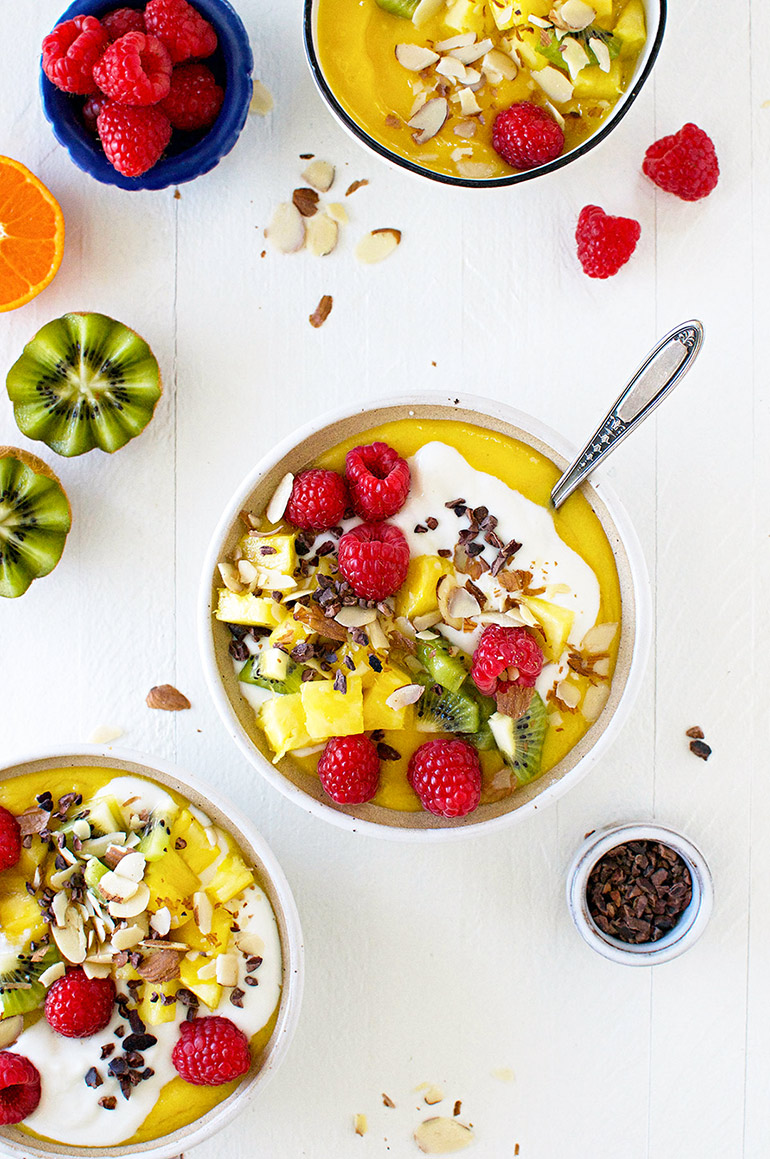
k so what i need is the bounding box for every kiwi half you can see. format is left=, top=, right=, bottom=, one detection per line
left=0, top=447, right=71, bottom=598
left=416, top=682, right=480, bottom=733
left=6, top=312, right=162, bottom=457
left=375, top=0, right=418, bottom=15
left=490, top=693, right=549, bottom=784
left=0, top=945, right=59, bottom=1018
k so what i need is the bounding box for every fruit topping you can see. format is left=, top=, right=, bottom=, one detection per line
left=643, top=123, right=719, bottom=202
left=0, top=157, right=65, bottom=314
left=82, top=92, right=108, bottom=132
left=337, top=522, right=410, bottom=600
left=491, top=101, right=564, bottom=171
left=286, top=468, right=350, bottom=530
left=317, top=735, right=381, bottom=803
left=44, top=967, right=116, bottom=1038
left=6, top=312, right=162, bottom=456
left=470, top=624, right=544, bottom=695
left=0, top=448, right=71, bottom=599
left=93, top=31, right=173, bottom=107
left=345, top=441, right=410, bottom=520
left=171, top=1015, right=251, bottom=1086
left=0, top=1051, right=41, bottom=1125
left=42, top=15, right=109, bottom=95
left=407, top=738, right=481, bottom=818
left=575, top=204, right=641, bottom=279
left=160, top=62, right=224, bottom=131
left=488, top=694, right=548, bottom=784
left=97, top=101, right=173, bottom=177
left=0, top=808, right=21, bottom=873
left=102, top=7, right=147, bottom=40
left=144, top=0, right=218, bottom=64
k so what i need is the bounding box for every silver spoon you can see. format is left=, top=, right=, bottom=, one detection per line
left=550, top=320, right=705, bottom=509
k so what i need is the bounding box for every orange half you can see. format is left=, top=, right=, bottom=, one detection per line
left=0, top=156, right=65, bottom=313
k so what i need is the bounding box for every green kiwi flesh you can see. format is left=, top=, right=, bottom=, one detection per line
left=490, top=693, right=549, bottom=784
left=415, top=638, right=469, bottom=693
left=0, top=945, right=59, bottom=1017
left=0, top=448, right=71, bottom=599
left=416, top=682, right=480, bottom=733
left=6, top=312, right=162, bottom=457
left=375, top=0, right=418, bottom=15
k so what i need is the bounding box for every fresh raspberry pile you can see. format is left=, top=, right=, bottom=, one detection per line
left=575, top=204, right=641, bottom=279
left=337, top=522, right=410, bottom=601
left=492, top=101, right=564, bottom=172
left=407, top=739, right=481, bottom=818
left=42, top=0, right=221, bottom=178
left=172, top=1016, right=251, bottom=1085
left=286, top=469, right=350, bottom=531
left=318, top=735, right=381, bottom=803
left=0, top=1052, right=41, bottom=1126
left=345, top=441, right=411, bottom=520
left=643, top=123, right=719, bottom=202
left=471, top=625, right=544, bottom=696
left=44, top=968, right=116, bottom=1038
left=0, top=807, right=21, bottom=873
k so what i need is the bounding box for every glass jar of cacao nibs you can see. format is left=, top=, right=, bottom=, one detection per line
left=566, top=823, right=714, bottom=966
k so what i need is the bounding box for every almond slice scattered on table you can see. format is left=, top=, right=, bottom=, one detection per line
left=146, top=684, right=191, bottom=711
left=309, top=294, right=334, bottom=328
left=302, top=159, right=335, bottom=192
left=414, top=1117, right=474, bottom=1153
left=355, top=228, right=402, bottom=264
left=249, top=79, right=273, bottom=115
left=266, top=202, right=306, bottom=254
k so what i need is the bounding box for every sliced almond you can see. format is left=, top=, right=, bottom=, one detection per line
left=528, top=13, right=552, bottom=26
left=219, top=560, right=246, bottom=593
left=326, top=202, right=349, bottom=225
left=52, top=890, right=69, bottom=929
left=38, top=962, right=66, bottom=989
left=146, top=684, right=191, bottom=711
left=151, top=906, right=172, bottom=937
left=266, top=472, right=294, bottom=525
left=99, top=871, right=140, bottom=903
left=335, top=606, right=378, bottom=628
left=309, top=294, right=334, bottom=329
left=50, top=864, right=79, bottom=890
left=447, top=586, right=481, bottom=619
left=198, top=960, right=218, bottom=981
left=108, top=881, right=151, bottom=920
left=456, top=89, right=482, bottom=116
left=592, top=657, right=610, bottom=678
left=549, top=709, right=564, bottom=728
left=395, top=43, right=440, bottom=70
left=193, top=890, right=214, bottom=936
left=266, top=202, right=306, bottom=254
left=306, top=214, right=339, bottom=257
left=71, top=818, right=91, bottom=840
left=301, top=159, right=335, bottom=193
left=235, top=931, right=265, bottom=957
left=385, top=683, right=424, bottom=710
left=368, top=618, right=389, bottom=651
left=0, top=1015, right=23, bottom=1049
left=557, top=0, right=596, bottom=30
left=249, top=79, right=273, bottom=115
left=83, top=962, right=112, bottom=980
left=456, top=160, right=498, bottom=179
left=582, top=681, right=610, bottom=722
left=137, top=949, right=182, bottom=983
left=436, top=56, right=468, bottom=82
left=560, top=35, right=590, bottom=80
left=412, top=0, right=446, bottom=26
left=354, top=1113, right=368, bottom=1136
left=581, top=621, right=618, bottom=654
left=437, top=575, right=463, bottom=630
left=556, top=680, right=581, bottom=709
left=17, top=807, right=48, bottom=837
left=355, top=228, right=402, bottom=264
left=534, top=64, right=574, bottom=103
left=435, top=32, right=476, bottom=50
left=496, top=683, right=534, bottom=719
left=408, top=97, right=448, bottom=143
left=52, top=919, right=87, bottom=965
left=215, top=953, right=240, bottom=987
left=292, top=186, right=320, bottom=217
left=413, top=611, right=442, bottom=631
left=449, top=37, right=494, bottom=64
left=424, top=1084, right=444, bottom=1105
left=453, top=120, right=477, bottom=138
left=238, top=559, right=259, bottom=587
left=115, top=851, right=146, bottom=883
left=482, top=48, right=518, bottom=81
left=414, top=1117, right=474, bottom=1153
left=112, top=924, right=145, bottom=951
left=588, top=35, right=611, bottom=71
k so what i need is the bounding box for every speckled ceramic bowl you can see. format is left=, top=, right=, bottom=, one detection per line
left=199, top=393, right=652, bottom=841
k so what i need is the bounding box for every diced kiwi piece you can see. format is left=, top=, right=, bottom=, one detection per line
left=84, top=857, right=109, bottom=891
left=415, top=638, right=469, bottom=694
left=86, top=796, right=126, bottom=837
left=6, top=312, right=162, bottom=457
left=0, top=945, right=59, bottom=1017
left=239, top=652, right=304, bottom=695
left=465, top=683, right=498, bottom=750
left=0, top=447, right=71, bottom=599
left=488, top=693, right=548, bottom=784
left=536, top=26, right=620, bottom=72
left=416, top=683, right=480, bottom=733
left=138, top=813, right=175, bottom=862
left=375, top=0, right=418, bottom=16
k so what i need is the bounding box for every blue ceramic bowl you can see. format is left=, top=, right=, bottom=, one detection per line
left=40, top=0, right=253, bottom=191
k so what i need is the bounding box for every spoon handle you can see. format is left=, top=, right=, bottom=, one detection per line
left=550, top=319, right=705, bottom=509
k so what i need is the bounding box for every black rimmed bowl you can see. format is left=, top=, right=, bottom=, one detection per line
left=303, top=0, right=666, bottom=188
left=40, top=0, right=253, bottom=191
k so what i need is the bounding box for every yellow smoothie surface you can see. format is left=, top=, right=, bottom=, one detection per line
left=0, top=768, right=282, bottom=1148
left=215, top=418, right=622, bottom=816
left=315, top=0, right=647, bottom=180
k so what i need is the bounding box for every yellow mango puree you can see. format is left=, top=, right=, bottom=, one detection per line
left=288, top=417, right=622, bottom=811
left=0, top=769, right=280, bottom=1146
left=315, top=0, right=646, bottom=180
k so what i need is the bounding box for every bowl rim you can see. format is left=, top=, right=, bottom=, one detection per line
left=198, top=391, right=653, bottom=842
left=302, top=0, right=667, bottom=189
left=565, top=821, right=714, bottom=966
left=39, top=0, right=254, bottom=191
left=0, top=744, right=304, bottom=1159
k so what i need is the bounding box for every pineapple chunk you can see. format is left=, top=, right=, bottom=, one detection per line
left=207, top=854, right=254, bottom=905
left=363, top=666, right=415, bottom=732
left=301, top=676, right=364, bottom=740
left=395, top=555, right=454, bottom=619
left=515, top=27, right=548, bottom=70
left=138, top=980, right=179, bottom=1026
left=215, top=590, right=287, bottom=628
left=443, top=0, right=488, bottom=34
left=144, top=851, right=200, bottom=927
left=591, top=0, right=614, bottom=21
left=511, top=0, right=550, bottom=21
left=178, top=904, right=233, bottom=953
left=178, top=956, right=222, bottom=1011
left=259, top=693, right=313, bottom=759
left=268, top=616, right=311, bottom=654
left=0, top=877, right=47, bottom=943
left=239, top=533, right=296, bottom=575
left=573, top=59, right=622, bottom=99
left=171, top=810, right=219, bottom=876
left=520, top=596, right=575, bottom=662
left=614, top=0, right=646, bottom=56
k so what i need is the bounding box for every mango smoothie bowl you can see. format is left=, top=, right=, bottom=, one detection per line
left=304, top=0, right=664, bottom=185
left=0, top=749, right=303, bottom=1159
left=200, top=397, right=651, bottom=839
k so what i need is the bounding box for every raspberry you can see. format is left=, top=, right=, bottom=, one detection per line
left=82, top=93, right=108, bottom=132
left=0, top=1052, right=41, bottom=1125
left=93, top=32, right=172, bottom=105
left=144, top=0, right=218, bottom=65
left=491, top=101, right=564, bottom=171
left=44, top=968, right=116, bottom=1038
left=337, top=522, right=409, bottom=601
left=97, top=101, right=172, bottom=177
left=575, top=205, right=641, bottom=279
left=172, top=1016, right=251, bottom=1085
left=42, top=15, right=109, bottom=95
left=0, top=807, right=21, bottom=873
left=345, top=442, right=410, bottom=521
left=471, top=624, right=544, bottom=696
left=160, top=62, right=224, bottom=131
left=317, top=735, right=380, bottom=803
left=643, top=123, right=719, bottom=202
left=102, top=7, right=146, bottom=40
left=407, top=739, right=481, bottom=818
left=285, top=469, right=350, bottom=531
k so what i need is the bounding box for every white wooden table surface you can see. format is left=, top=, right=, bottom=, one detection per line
left=2, top=1, right=769, bottom=1156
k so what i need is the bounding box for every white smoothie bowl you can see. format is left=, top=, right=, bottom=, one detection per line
left=0, top=746, right=304, bottom=1159
left=199, top=393, right=652, bottom=841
